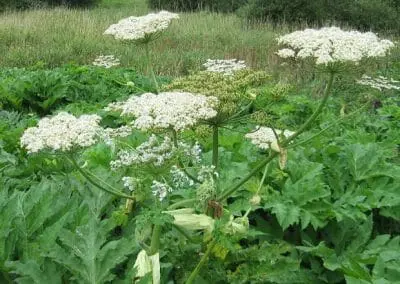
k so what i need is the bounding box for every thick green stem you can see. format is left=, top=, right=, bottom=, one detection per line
left=67, top=156, right=134, bottom=200
left=150, top=225, right=162, bottom=255
left=288, top=101, right=369, bottom=149
left=218, top=72, right=335, bottom=202
left=283, top=72, right=335, bottom=144
left=168, top=198, right=196, bottom=210
left=144, top=42, right=159, bottom=93
left=217, top=152, right=278, bottom=201
left=212, top=124, right=219, bottom=171
left=244, top=162, right=270, bottom=218
left=186, top=239, right=216, bottom=284
left=221, top=102, right=253, bottom=125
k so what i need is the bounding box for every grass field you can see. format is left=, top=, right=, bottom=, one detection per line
left=1, top=0, right=399, bottom=77
left=0, top=0, right=292, bottom=76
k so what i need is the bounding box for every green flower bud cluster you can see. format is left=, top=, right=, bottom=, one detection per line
left=163, top=70, right=270, bottom=121
left=196, top=179, right=217, bottom=210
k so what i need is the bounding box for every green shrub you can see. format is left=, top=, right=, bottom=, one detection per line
left=240, top=0, right=400, bottom=33
left=0, top=65, right=162, bottom=116
left=147, top=0, right=247, bottom=12
left=0, top=0, right=100, bottom=11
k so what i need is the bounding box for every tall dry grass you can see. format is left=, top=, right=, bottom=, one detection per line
left=0, top=2, right=284, bottom=76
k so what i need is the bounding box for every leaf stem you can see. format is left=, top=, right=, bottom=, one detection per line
left=185, top=239, right=216, bottom=284
left=212, top=124, right=219, bottom=171
left=168, top=198, right=196, bottom=210
left=66, top=155, right=134, bottom=200
left=287, top=101, right=370, bottom=149
left=244, top=162, right=270, bottom=218
left=217, top=151, right=278, bottom=201
left=283, top=72, right=335, bottom=144
left=144, top=42, right=159, bottom=93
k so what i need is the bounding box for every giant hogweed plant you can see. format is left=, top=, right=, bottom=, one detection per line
left=15, top=15, right=400, bottom=284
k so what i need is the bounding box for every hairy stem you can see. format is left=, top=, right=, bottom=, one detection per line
left=284, top=72, right=335, bottom=143
left=212, top=124, right=219, bottom=171
left=67, top=155, right=134, bottom=200
left=218, top=72, right=335, bottom=202
left=144, top=42, right=159, bottom=93
left=288, top=101, right=370, bottom=149
left=168, top=198, right=196, bottom=210
left=244, top=162, right=270, bottom=218
left=185, top=239, right=216, bottom=284
left=150, top=225, right=162, bottom=255
left=217, top=151, right=278, bottom=201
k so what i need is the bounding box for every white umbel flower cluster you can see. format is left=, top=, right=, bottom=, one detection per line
left=110, top=135, right=174, bottom=170
left=245, top=127, right=294, bottom=152
left=357, top=75, right=400, bottom=91
left=92, top=55, right=120, bottom=68
left=178, top=141, right=202, bottom=164
left=106, top=92, right=218, bottom=131
left=122, top=176, right=136, bottom=191
left=104, top=11, right=179, bottom=41
left=275, top=48, right=296, bottom=59
left=203, top=59, right=247, bottom=75
left=277, top=27, right=394, bottom=65
left=151, top=180, right=173, bottom=201
left=197, top=165, right=218, bottom=182
left=170, top=165, right=194, bottom=188
left=21, top=112, right=101, bottom=153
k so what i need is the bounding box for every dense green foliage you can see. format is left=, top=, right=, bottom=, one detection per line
left=239, top=0, right=400, bottom=33
left=0, top=65, right=162, bottom=116
left=1, top=61, right=399, bottom=282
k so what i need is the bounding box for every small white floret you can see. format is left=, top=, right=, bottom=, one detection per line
left=92, top=55, right=120, bottom=68
left=203, top=59, right=247, bottom=75
left=245, top=127, right=294, bottom=152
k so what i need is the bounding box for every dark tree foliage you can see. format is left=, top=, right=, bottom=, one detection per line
left=239, top=0, right=400, bottom=34
left=148, top=0, right=247, bottom=12
left=0, top=0, right=100, bottom=11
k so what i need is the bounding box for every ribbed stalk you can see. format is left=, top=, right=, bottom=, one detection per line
left=217, top=72, right=335, bottom=202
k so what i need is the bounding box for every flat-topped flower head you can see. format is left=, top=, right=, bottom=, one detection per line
left=357, top=75, right=400, bottom=91
left=106, top=92, right=219, bottom=131
left=277, top=27, right=394, bottom=65
left=92, top=55, right=120, bottom=68
left=151, top=180, right=173, bottom=201
left=203, top=59, right=247, bottom=75
left=104, top=11, right=179, bottom=41
left=275, top=48, right=296, bottom=59
left=245, top=127, right=294, bottom=152
left=21, top=112, right=102, bottom=153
